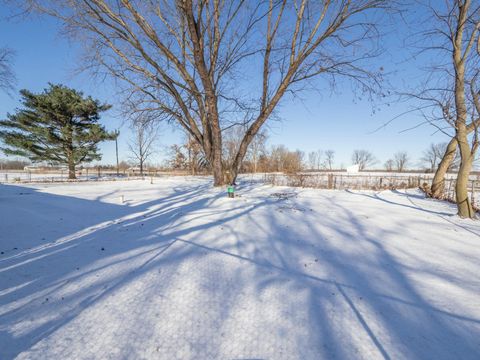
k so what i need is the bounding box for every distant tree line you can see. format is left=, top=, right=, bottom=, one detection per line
left=0, top=159, right=29, bottom=170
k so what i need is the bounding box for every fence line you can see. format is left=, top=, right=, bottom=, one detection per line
left=0, top=169, right=198, bottom=184
left=263, top=173, right=479, bottom=205
left=436, top=178, right=480, bottom=208
left=2, top=170, right=479, bottom=208
left=263, top=173, right=431, bottom=190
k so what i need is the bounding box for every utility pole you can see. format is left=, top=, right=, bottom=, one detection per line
left=114, top=129, right=120, bottom=176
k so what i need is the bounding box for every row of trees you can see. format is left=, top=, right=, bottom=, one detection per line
left=166, top=136, right=456, bottom=173
left=168, top=141, right=306, bottom=174
left=307, top=150, right=335, bottom=171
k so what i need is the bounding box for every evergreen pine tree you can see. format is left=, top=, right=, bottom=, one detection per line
left=0, top=84, right=114, bottom=179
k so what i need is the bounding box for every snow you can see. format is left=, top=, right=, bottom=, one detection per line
left=346, top=164, right=360, bottom=173
left=1, top=177, right=479, bottom=359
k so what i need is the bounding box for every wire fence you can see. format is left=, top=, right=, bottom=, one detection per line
left=262, top=172, right=480, bottom=207
left=0, top=169, right=193, bottom=184
left=3, top=169, right=480, bottom=207
left=435, top=177, right=480, bottom=208
left=263, top=172, right=433, bottom=190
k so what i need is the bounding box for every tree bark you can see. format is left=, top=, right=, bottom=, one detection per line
left=211, top=125, right=225, bottom=186
left=451, top=2, right=476, bottom=219
left=67, top=128, right=76, bottom=179
left=430, top=137, right=457, bottom=198
left=456, top=138, right=475, bottom=218
left=430, top=117, right=480, bottom=198
left=212, top=159, right=223, bottom=186
left=68, top=160, right=76, bottom=180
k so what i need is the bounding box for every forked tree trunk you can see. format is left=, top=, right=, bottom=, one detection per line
left=431, top=138, right=457, bottom=198
left=451, top=3, right=476, bottom=219
left=455, top=141, right=475, bottom=218
left=431, top=117, right=480, bottom=198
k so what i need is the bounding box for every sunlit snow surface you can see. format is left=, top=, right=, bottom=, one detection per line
left=1, top=177, right=479, bottom=359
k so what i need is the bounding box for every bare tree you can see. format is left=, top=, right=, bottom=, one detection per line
left=295, top=150, right=305, bottom=172
left=222, top=125, right=245, bottom=175
left=168, top=144, right=188, bottom=170
left=421, top=143, right=441, bottom=172
left=352, top=149, right=376, bottom=171
left=431, top=124, right=476, bottom=197
left=185, top=135, right=208, bottom=175
left=247, top=130, right=267, bottom=173
left=24, top=0, right=389, bottom=185
left=308, top=151, right=318, bottom=171
left=420, top=142, right=460, bottom=173
left=269, top=145, right=286, bottom=172
left=404, top=1, right=480, bottom=217
left=0, top=47, right=16, bottom=94
left=128, top=121, right=158, bottom=175
left=393, top=151, right=408, bottom=172
left=315, top=149, right=324, bottom=170
left=268, top=144, right=304, bottom=173
left=384, top=159, right=394, bottom=171
left=324, top=149, right=335, bottom=170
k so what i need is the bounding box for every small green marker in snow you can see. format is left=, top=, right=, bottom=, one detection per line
left=227, top=185, right=235, bottom=198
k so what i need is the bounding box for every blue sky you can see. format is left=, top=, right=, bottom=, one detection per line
left=0, top=5, right=448, bottom=168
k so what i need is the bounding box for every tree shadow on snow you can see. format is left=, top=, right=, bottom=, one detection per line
left=0, top=181, right=220, bottom=358
left=0, top=182, right=479, bottom=359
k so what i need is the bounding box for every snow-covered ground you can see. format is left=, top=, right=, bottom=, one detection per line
left=1, top=177, right=479, bottom=359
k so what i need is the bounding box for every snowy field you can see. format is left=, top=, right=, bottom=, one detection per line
left=1, top=177, right=479, bottom=359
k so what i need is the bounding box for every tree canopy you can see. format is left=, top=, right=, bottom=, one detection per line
left=0, top=47, right=16, bottom=94
left=25, top=0, right=389, bottom=185
left=0, top=83, right=114, bottom=179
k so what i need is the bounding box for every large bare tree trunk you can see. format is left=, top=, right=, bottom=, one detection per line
left=211, top=123, right=226, bottom=186
left=456, top=134, right=475, bottom=218
left=431, top=138, right=457, bottom=198
left=430, top=118, right=480, bottom=198
left=212, top=157, right=224, bottom=186
left=451, top=0, right=477, bottom=219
